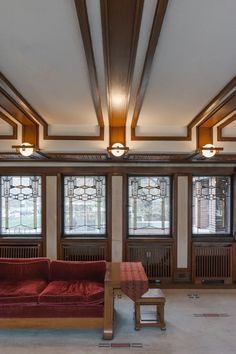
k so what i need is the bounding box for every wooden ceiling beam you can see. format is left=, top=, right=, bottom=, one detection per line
left=101, top=0, right=144, bottom=145
left=74, top=0, right=104, bottom=139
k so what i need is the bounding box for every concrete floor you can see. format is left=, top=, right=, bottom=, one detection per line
left=0, top=289, right=235, bottom=354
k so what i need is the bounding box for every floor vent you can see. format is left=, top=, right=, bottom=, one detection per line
left=193, top=313, right=229, bottom=317
left=99, top=343, right=143, bottom=348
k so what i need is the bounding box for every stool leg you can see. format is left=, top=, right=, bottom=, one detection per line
left=159, top=304, right=166, bottom=330
left=135, top=303, right=141, bottom=330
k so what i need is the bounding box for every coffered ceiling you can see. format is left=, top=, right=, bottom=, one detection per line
left=0, top=0, right=235, bottom=162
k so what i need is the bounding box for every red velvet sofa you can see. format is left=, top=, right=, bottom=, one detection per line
left=0, top=258, right=106, bottom=329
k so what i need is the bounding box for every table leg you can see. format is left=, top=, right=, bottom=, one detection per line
left=103, top=284, right=114, bottom=340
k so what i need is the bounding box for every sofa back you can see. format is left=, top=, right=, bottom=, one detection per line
left=50, top=260, right=106, bottom=283
left=0, top=258, right=50, bottom=282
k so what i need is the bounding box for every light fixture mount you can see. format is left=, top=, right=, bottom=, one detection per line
left=200, top=144, right=224, bottom=158
left=12, top=142, right=38, bottom=157
left=107, top=143, right=129, bottom=158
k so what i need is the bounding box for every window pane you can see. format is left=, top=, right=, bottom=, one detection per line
left=0, top=176, right=42, bottom=235
left=128, top=176, right=170, bottom=236
left=64, top=176, right=106, bottom=235
left=192, top=176, right=231, bottom=235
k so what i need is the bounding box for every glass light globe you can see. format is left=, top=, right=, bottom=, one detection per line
left=202, top=144, right=216, bottom=158
left=19, top=142, right=34, bottom=157
left=111, top=143, right=125, bottom=157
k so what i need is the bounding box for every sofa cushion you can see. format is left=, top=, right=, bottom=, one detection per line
left=50, top=260, right=106, bottom=283
left=39, top=280, right=104, bottom=304
left=0, top=280, right=48, bottom=304
left=0, top=259, right=50, bottom=282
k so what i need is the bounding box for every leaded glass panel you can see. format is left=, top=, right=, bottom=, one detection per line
left=192, top=176, right=231, bottom=235
left=128, top=176, right=171, bottom=236
left=0, top=176, right=42, bottom=235
left=64, top=176, right=106, bottom=235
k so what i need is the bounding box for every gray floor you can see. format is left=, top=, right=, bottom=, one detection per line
left=0, top=289, right=235, bottom=354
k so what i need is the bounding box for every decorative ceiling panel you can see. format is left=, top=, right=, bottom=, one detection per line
left=0, top=0, right=100, bottom=135
left=134, top=0, right=236, bottom=136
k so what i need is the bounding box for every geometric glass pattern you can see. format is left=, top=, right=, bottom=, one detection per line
left=128, top=176, right=170, bottom=236
left=64, top=176, right=106, bottom=235
left=0, top=176, right=42, bottom=235
left=192, top=176, right=231, bottom=235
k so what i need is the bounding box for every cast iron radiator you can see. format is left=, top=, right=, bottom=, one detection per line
left=0, top=244, right=41, bottom=258
left=192, top=243, right=232, bottom=284
left=126, top=243, right=173, bottom=282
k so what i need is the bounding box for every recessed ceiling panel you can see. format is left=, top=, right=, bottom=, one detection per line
left=221, top=119, right=236, bottom=137
left=136, top=0, right=236, bottom=136
left=0, top=0, right=99, bottom=134
left=0, top=117, right=12, bottom=135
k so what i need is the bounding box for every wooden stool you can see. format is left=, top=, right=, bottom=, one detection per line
left=134, top=289, right=166, bottom=330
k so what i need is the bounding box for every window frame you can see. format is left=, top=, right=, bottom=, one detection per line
left=191, top=174, right=233, bottom=240
left=127, top=174, right=173, bottom=239
left=0, top=174, right=45, bottom=239
left=62, top=174, right=108, bottom=238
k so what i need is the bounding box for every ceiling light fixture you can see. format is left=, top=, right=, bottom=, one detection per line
left=201, top=144, right=223, bottom=158
left=12, top=142, right=36, bottom=157
left=107, top=143, right=129, bottom=157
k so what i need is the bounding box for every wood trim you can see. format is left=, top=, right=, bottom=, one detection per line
left=131, top=0, right=169, bottom=136
left=57, top=173, right=62, bottom=260
left=74, top=0, right=104, bottom=132
left=0, top=85, right=39, bottom=146
left=196, top=81, right=236, bottom=148
left=101, top=0, right=144, bottom=146
left=190, top=76, right=236, bottom=129
left=0, top=166, right=235, bottom=177
left=0, top=111, right=17, bottom=139
left=0, top=317, right=104, bottom=329
left=217, top=114, right=236, bottom=141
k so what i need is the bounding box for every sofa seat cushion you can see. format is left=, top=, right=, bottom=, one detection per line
left=0, top=280, right=48, bottom=304
left=39, top=280, right=104, bottom=304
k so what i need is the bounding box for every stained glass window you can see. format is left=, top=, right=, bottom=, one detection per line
left=192, top=176, right=231, bottom=235
left=128, top=176, right=171, bottom=236
left=0, top=176, right=42, bottom=235
left=64, top=176, right=106, bottom=235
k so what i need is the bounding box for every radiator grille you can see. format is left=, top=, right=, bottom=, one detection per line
left=127, top=244, right=172, bottom=281
left=193, top=244, right=232, bottom=284
left=0, top=244, right=41, bottom=258
left=62, top=244, right=107, bottom=261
